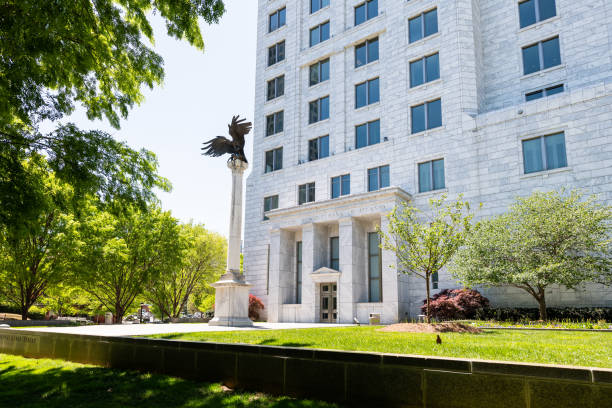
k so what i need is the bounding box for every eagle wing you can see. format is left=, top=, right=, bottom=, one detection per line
left=228, top=115, right=252, bottom=145
left=201, top=136, right=234, bottom=157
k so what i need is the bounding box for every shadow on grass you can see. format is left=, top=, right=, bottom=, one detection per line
left=257, top=339, right=313, bottom=348
left=0, top=359, right=336, bottom=408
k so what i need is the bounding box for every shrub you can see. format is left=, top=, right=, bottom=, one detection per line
left=476, top=307, right=612, bottom=322
left=422, top=289, right=490, bottom=321
left=249, top=294, right=265, bottom=321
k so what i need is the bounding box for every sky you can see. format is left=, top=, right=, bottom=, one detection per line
left=56, top=1, right=258, bottom=237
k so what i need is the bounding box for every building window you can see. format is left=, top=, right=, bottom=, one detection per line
left=298, top=182, right=316, bottom=205
left=266, top=111, right=284, bottom=136
left=525, top=84, right=564, bottom=101
left=355, top=119, right=380, bottom=149
left=331, top=174, right=350, bottom=199
left=418, top=159, right=445, bottom=193
left=409, top=9, right=438, bottom=43
left=330, top=237, right=339, bottom=270
left=368, top=232, right=382, bottom=302
left=519, top=0, right=556, bottom=29
left=411, top=99, right=442, bottom=134
left=522, top=37, right=561, bottom=75
left=308, top=135, right=329, bottom=161
left=267, top=75, right=284, bottom=101
left=355, top=77, right=380, bottom=108
left=296, top=241, right=302, bottom=303
left=432, top=271, right=439, bottom=290
left=355, top=37, right=379, bottom=68
left=309, top=58, right=330, bottom=86
left=268, top=41, right=285, bottom=66
left=522, top=132, right=567, bottom=174
left=269, top=7, right=286, bottom=33
left=265, top=147, right=283, bottom=173
left=410, top=53, right=440, bottom=87
left=311, top=0, right=329, bottom=13
left=263, top=195, right=279, bottom=220
left=355, top=0, right=378, bottom=26
left=368, top=165, right=390, bottom=192
left=309, top=96, right=330, bottom=124
left=310, top=21, right=330, bottom=47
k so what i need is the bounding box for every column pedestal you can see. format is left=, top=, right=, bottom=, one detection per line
left=209, top=158, right=253, bottom=327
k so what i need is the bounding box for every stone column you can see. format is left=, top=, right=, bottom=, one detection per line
left=338, top=218, right=366, bottom=323
left=380, top=215, right=399, bottom=323
left=209, top=159, right=253, bottom=327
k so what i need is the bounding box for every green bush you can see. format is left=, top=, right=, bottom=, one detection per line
left=476, top=307, right=612, bottom=322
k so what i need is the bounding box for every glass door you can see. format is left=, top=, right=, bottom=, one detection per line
left=319, top=283, right=337, bottom=323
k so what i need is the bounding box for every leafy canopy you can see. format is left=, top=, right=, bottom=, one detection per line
left=146, top=223, right=226, bottom=319
left=451, top=190, right=612, bottom=320
left=1, top=0, right=225, bottom=128
left=0, top=157, right=84, bottom=319
left=76, top=204, right=183, bottom=322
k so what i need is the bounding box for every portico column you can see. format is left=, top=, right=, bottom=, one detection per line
left=380, top=215, right=399, bottom=323
left=268, top=228, right=282, bottom=323
left=338, top=217, right=366, bottom=323
left=300, top=224, right=318, bottom=322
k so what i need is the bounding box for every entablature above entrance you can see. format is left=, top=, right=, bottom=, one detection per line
left=265, top=187, right=411, bottom=228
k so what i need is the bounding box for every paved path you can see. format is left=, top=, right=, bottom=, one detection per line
left=13, top=322, right=354, bottom=337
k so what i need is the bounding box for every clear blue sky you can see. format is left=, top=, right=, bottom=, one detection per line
left=56, top=1, right=258, bottom=236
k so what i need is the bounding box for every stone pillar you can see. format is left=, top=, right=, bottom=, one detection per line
left=209, top=159, right=253, bottom=327
left=338, top=218, right=366, bottom=323
left=380, top=215, right=399, bottom=323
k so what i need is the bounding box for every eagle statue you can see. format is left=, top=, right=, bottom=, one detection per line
left=201, top=115, right=252, bottom=163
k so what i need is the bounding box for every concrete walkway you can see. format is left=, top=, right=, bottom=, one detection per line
left=13, top=322, right=355, bottom=337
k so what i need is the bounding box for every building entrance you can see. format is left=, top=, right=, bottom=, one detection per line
left=319, top=283, right=337, bottom=323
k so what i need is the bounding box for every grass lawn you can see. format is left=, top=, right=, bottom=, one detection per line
left=0, top=354, right=337, bottom=408
left=148, top=326, right=612, bottom=369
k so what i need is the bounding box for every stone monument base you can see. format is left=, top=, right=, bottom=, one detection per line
left=209, top=271, right=253, bottom=327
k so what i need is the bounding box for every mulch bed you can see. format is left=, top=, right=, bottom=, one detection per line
left=377, top=322, right=482, bottom=334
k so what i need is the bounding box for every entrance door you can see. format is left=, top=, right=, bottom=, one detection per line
left=319, top=283, right=337, bottom=323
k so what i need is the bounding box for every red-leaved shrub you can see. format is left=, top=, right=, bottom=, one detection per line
left=249, top=294, right=265, bottom=321
left=422, top=289, right=490, bottom=321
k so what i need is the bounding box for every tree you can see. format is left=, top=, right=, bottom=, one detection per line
left=146, top=223, right=226, bottom=320
left=1, top=0, right=225, bottom=128
left=77, top=205, right=183, bottom=323
left=451, top=190, right=612, bottom=320
left=379, top=195, right=477, bottom=323
left=0, top=157, right=82, bottom=319
left=0, top=0, right=224, bottom=234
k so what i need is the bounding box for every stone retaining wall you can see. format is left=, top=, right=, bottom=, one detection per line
left=0, top=328, right=611, bottom=407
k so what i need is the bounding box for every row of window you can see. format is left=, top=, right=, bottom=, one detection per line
left=269, top=0, right=555, bottom=36
left=263, top=131, right=569, bottom=215
left=266, top=94, right=442, bottom=139
left=277, top=0, right=379, bottom=32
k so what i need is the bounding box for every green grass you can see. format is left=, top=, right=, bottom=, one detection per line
left=148, top=326, right=612, bottom=368
left=0, top=354, right=337, bottom=408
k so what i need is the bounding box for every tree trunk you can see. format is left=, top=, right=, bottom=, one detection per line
left=537, top=296, right=547, bottom=321
left=114, top=304, right=124, bottom=324
left=425, top=275, right=431, bottom=324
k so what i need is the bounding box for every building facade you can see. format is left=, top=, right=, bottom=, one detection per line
left=244, top=0, right=612, bottom=323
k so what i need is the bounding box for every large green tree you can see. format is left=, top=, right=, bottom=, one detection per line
left=0, top=157, right=83, bottom=319
left=0, top=0, right=224, bottom=232
left=77, top=205, right=183, bottom=323
left=379, top=195, right=477, bottom=323
left=146, top=223, right=226, bottom=320
left=451, top=190, right=612, bottom=320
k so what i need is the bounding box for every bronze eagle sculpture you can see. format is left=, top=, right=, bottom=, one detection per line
left=201, top=115, right=252, bottom=163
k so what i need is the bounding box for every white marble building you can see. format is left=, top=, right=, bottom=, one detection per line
left=244, top=0, right=612, bottom=323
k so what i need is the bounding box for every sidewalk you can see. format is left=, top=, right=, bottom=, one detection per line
left=13, top=322, right=354, bottom=337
